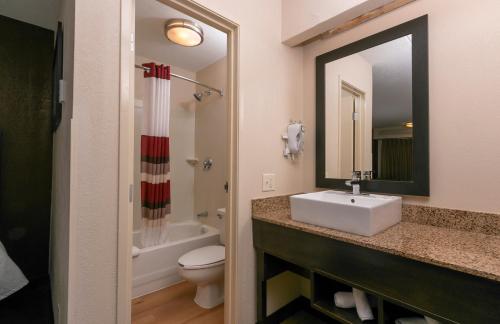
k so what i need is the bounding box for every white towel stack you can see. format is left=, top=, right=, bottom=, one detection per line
left=424, top=316, right=441, bottom=324
left=334, top=291, right=355, bottom=308
left=333, top=290, right=441, bottom=324
left=352, top=288, right=375, bottom=321
left=334, top=289, right=376, bottom=321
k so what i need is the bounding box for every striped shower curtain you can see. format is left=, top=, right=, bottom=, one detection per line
left=140, top=63, right=171, bottom=247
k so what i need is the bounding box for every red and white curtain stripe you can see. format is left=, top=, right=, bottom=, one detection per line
left=140, top=62, right=172, bottom=247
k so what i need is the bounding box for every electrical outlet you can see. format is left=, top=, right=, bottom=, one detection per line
left=262, top=173, right=276, bottom=192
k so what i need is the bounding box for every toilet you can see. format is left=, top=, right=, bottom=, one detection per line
left=178, top=208, right=226, bottom=309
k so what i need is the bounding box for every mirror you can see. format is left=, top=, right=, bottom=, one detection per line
left=316, top=16, right=429, bottom=196
left=325, top=35, right=413, bottom=181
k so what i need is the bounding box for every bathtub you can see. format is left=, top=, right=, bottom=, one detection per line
left=132, top=221, right=220, bottom=298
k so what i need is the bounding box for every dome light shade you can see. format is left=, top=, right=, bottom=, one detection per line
left=165, top=19, right=203, bottom=47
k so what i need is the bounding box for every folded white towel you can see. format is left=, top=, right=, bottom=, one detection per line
left=334, top=291, right=355, bottom=308
left=352, top=288, right=374, bottom=321
left=424, top=316, right=441, bottom=324
left=0, top=241, right=29, bottom=301
left=287, top=123, right=304, bottom=154
left=132, top=246, right=141, bottom=258
left=395, top=317, right=426, bottom=324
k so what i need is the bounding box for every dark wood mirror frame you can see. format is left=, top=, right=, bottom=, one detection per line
left=316, top=15, right=429, bottom=196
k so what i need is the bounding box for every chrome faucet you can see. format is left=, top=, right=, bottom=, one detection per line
left=345, top=171, right=362, bottom=195
left=363, top=171, right=373, bottom=181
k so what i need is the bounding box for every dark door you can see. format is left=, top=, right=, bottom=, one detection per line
left=0, top=14, right=53, bottom=281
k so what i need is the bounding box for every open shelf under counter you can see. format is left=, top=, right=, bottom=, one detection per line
left=311, top=271, right=378, bottom=324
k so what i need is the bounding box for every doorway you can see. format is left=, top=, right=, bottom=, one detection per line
left=339, top=82, right=366, bottom=178
left=117, top=1, right=239, bottom=323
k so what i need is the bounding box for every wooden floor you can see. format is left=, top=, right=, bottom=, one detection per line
left=132, top=281, right=224, bottom=324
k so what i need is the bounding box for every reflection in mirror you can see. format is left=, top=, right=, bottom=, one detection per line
left=324, top=35, right=413, bottom=181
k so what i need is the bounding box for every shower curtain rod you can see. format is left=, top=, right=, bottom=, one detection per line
left=134, top=65, right=223, bottom=96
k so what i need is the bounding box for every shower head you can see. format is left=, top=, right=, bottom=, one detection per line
left=194, top=92, right=203, bottom=102
left=193, top=90, right=212, bottom=102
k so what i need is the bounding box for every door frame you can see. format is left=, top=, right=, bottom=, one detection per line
left=117, top=1, right=239, bottom=323
left=338, top=80, right=367, bottom=176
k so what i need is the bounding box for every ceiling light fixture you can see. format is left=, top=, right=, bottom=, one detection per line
left=165, top=18, right=204, bottom=47
left=403, top=121, right=413, bottom=128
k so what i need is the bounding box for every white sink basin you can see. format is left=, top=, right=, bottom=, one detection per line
left=290, top=191, right=402, bottom=236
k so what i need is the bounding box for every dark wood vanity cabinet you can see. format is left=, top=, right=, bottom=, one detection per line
left=253, top=219, right=500, bottom=324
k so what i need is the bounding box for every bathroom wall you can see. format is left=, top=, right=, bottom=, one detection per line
left=64, top=0, right=122, bottom=322
left=50, top=0, right=75, bottom=322
left=281, top=0, right=394, bottom=45
left=302, top=0, right=500, bottom=214
left=0, top=15, right=53, bottom=281
left=133, top=56, right=196, bottom=230
left=194, top=57, right=227, bottom=239
left=282, top=0, right=364, bottom=41
left=266, top=271, right=304, bottom=314
left=281, top=0, right=365, bottom=41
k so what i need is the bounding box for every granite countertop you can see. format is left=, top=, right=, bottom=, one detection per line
left=252, top=195, right=500, bottom=282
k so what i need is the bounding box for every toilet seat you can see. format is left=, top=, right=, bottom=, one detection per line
left=178, top=245, right=225, bottom=270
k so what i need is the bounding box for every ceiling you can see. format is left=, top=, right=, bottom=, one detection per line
left=0, top=0, right=60, bottom=31
left=136, top=0, right=227, bottom=72
left=360, top=35, right=413, bottom=128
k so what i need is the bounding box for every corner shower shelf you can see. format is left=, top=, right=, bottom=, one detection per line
left=186, top=158, right=199, bottom=166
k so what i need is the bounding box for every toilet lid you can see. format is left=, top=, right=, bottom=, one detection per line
left=178, top=245, right=225, bottom=268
